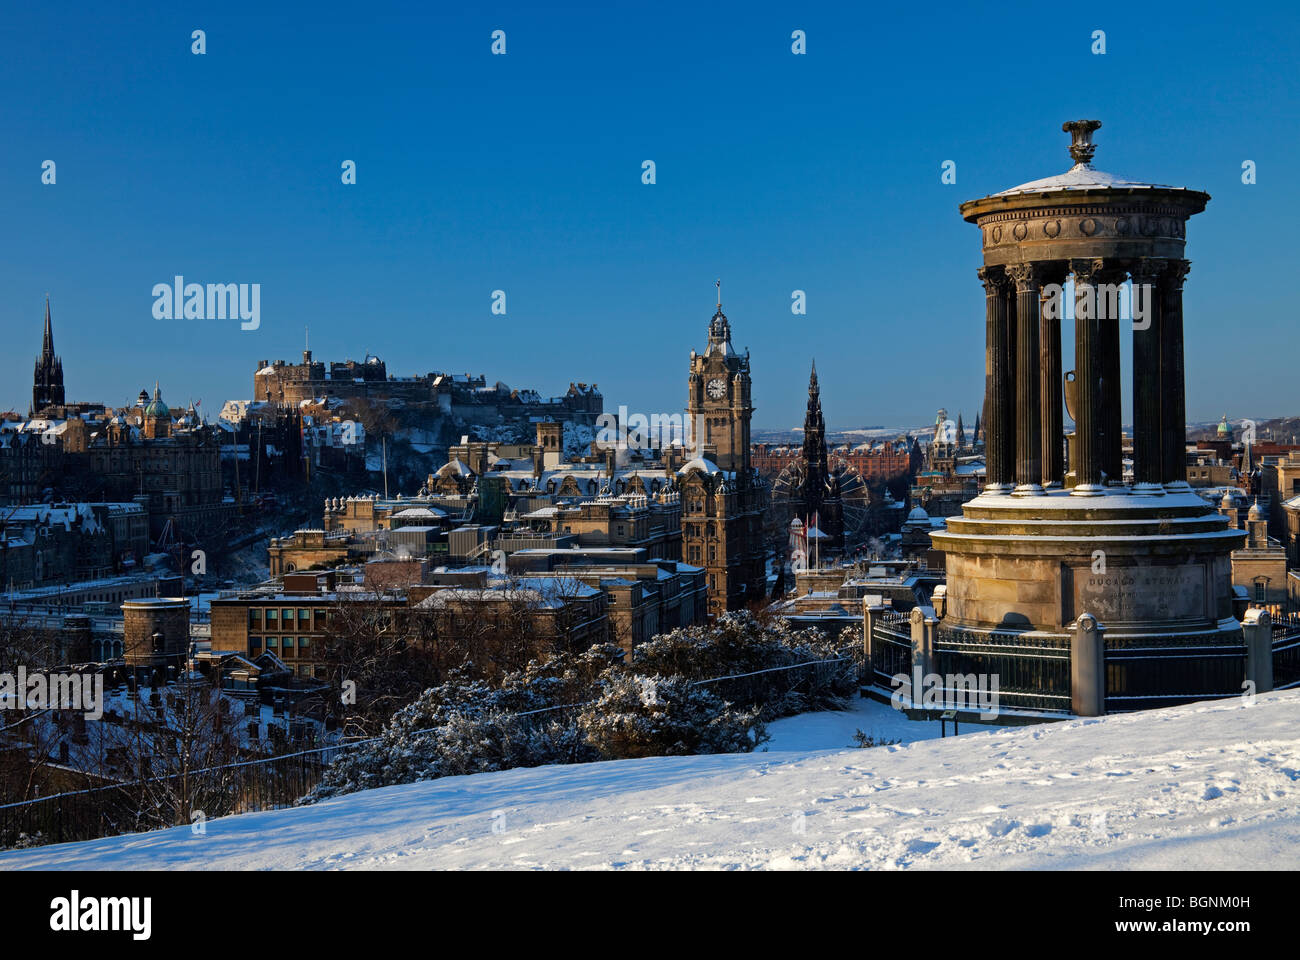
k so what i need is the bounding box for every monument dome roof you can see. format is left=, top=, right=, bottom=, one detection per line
left=993, top=163, right=1177, bottom=197
left=980, top=121, right=1200, bottom=204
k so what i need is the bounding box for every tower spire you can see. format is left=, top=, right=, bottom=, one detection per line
left=42, top=294, right=54, bottom=357
left=32, top=294, right=65, bottom=415
left=707, top=280, right=731, bottom=348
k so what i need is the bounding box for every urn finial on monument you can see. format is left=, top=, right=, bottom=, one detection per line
left=1062, top=119, right=1102, bottom=166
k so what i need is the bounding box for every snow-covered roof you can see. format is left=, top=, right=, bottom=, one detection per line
left=677, top=457, right=723, bottom=476
left=993, top=163, right=1181, bottom=197
left=391, top=507, right=446, bottom=519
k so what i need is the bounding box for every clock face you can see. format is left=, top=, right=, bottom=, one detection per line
left=706, top=378, right=727, bottom=399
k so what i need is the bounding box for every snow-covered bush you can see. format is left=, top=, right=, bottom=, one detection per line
left=628, top=613, right=859, bottom=719
left=306, top=618, right=856, bottom=801
left=579, top=673, right=765, bottom=759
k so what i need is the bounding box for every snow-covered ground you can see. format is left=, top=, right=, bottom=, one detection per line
left=763, top=695, right=943, bottom=751
left=4, top=692, right=1299, bottom=870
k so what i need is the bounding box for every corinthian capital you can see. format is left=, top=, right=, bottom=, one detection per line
left=1070, top=257, right=1125, bottom=285
left=977, top=265, right=1009, bottom=295
left=1005, top=262, right=1045, bottom=292
left=1162, top=259, right=1191, bottom=291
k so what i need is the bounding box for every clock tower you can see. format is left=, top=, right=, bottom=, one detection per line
left=687, top=282, right=752, bottom=473
left=679, top=282, right=768, bottom=616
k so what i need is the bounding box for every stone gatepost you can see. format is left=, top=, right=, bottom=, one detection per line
left=863, top=603, right=885, bottom=681
left=1066, top=613, right=1107, bottom=712
left=1071, top=613, right=1106, bottom=716
left=910, top=605, right=937, bottom=680
left=1242, top=607, right=1274, bottom=695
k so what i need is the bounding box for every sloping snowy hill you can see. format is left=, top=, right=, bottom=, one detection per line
left=5, top=692, right=1300, bottom=870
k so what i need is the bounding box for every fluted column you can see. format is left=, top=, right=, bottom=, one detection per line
left=1130, top=258, right=1166, bottom=494
left=979, top=266, right=1014, bottom=493
left=1007, top=263, right=1045, bottom=495
left=1070, top=258, right=1104, bottom=495
left=1038, top=263, right=1068, bottom=489
left=1094, top=262, right=1127, bottom=487
left=1160, top=260, right=1192, bottom=490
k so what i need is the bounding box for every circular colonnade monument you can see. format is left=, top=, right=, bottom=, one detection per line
left=927, top=121, right=1248, bottom=712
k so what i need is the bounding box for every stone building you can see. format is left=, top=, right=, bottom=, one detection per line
left=500, top=548, right=707, bottom=652
left=87, top=386, right=230, bottom=540
left=679, top=287, right=769, bottom=615
left=1226, top=500, right=1289, bottom=612
left=251, top=349, right=603, bottom=427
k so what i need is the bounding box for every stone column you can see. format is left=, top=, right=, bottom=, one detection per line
left=1038, top=263, right=1068, bottom=489
left=1130, top=258, right=1166, bottom=494
left=1069, top=259, right=1104, bottom=495
left=979, top=266, right=1014, bottom=493
left=1095, top=262, right=1127, bottom=487
left=1007, top=263, right=1044, bottom=495
left=1160, top=260, right=1192, bottom=491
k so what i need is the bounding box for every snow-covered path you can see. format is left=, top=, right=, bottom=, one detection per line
left=4, top=692, right=1299, bottom=870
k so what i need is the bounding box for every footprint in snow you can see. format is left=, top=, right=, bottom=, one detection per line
left=904, top=838, right=941, bottom=855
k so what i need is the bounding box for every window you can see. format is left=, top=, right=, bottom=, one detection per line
left=282, top=608, right=294, bottom=622
left=249, top=637, right=262, bottom=654
left=265, top=609, right=278, bottom=624
left=265, top=637, right=278, bottom=649
left=282, top=637, right=295, bottom=656
left=248, top=610, right=261, bottom=627
left=299, top=636, right=310, bottom=651
left=298, top=609, right=310, bottom=623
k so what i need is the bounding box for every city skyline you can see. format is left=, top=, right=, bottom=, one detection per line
left=4, top=2, right=1297, bottom=428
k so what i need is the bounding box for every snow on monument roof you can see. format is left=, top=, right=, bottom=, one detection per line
left=994, top=163, right=1179, bottom=197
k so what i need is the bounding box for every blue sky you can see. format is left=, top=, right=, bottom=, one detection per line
left=2, top=0, right=1297, bottom=430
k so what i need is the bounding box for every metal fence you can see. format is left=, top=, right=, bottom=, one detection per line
left=0, top=648, right=862, bottom=851
left=867, top=617, right=1289, bottom=714
left=1274, top=623, right=1300, bottom=690
left=934, top=627, right=1072, bottom=713
left=869, top=617, right=911, bottom=690
left=0, top=739, right=375, bottom=851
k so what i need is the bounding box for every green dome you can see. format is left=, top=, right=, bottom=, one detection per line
left=144, top=385, right=170, bottom=418
left=1216, top=416, right=1230, bottom=436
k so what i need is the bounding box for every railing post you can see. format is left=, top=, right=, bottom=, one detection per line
left=1243, top=608, right=1274, bottom=695
left=1071, top=613, right=1106, bottom=716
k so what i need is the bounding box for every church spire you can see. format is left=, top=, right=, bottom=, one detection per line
left=42, top=295, right=55, bottom=358
left=32, top=295, right=65, bottom=415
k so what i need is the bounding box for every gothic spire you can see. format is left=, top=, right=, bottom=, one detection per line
left=32, top=295, right=65, bottom=415
left=42, top=295, right=55, bottom=358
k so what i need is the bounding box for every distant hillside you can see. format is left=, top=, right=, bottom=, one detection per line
left=1189, top=415, right=1300, bottom=444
